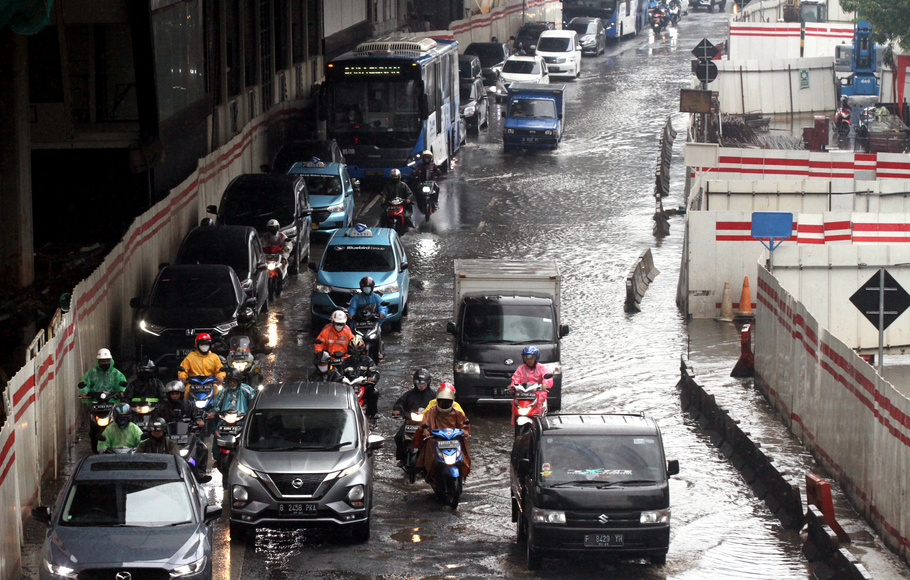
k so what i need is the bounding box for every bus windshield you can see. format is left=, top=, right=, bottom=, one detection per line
left=329, top=80, right=420, bottom=146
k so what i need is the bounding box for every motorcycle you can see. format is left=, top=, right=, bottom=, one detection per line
left=511, top=383, right=548, bottom=435
left=214, top=409, right=246, bottom=476
left=667, top=0, right=680, bottom=24
left=262, top=244, right=289, bottom=300
left=835, top=106, right=852, bottom=137
left=426, top=428, right=467, bottom=509
left=397, top=407, right=425, bottom=483
left=185, top=373, right=218, bottom=413
left=96, top=434, right=141, bottom=455
left=130, top=396, right=159, bottom=434
left=650, top=6, right=667, bottom=33
left=167, top=419, right=210, bottom=476
left=351, top=303, right=383, bottom=363
left=381, top=197, right=412, bottom=236
left=415, top=181, right=438, bottom=223
left=82, top=389, right=119, bottom=453
left=342, top=367, right=370, bottom=413
left=227, top=335, right=264, bottom=388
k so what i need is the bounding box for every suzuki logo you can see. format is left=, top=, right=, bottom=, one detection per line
left=598, top=514, right=610, bottom=524
left=505, top=358, right=513, bottom=365
left=116, top=572, right=132, bottom=580
left=186, top=329, right=196, bottom=336
left=291, top=478, right=304, bottom=489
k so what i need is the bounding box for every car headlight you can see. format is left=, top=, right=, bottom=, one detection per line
left=463, top=105, right=476, bottom=117
left=139, top=320, right=164, bottom=336
left=456, top=361, right=481, bottom=374
left=375, top=281, right=399, bottom=294
left=237, top=462, right=258, bottom=479
left=640, top=508, right=670, bottom=524
left=44, top=561, right=77, bottom=578
left=336, top=458, right=366, bottom=479
left=170, top=556, right=207, bottom=577
left=213, top=321, right=237, bottom=335
left=232, top=485, right=249, bottom=502
left=544, top=130, right=553, bottom=136
left=345, top=484, right=365, bottom=507
left=315, top=283, right=331, bottom=294
left=327, top=203, right=345, bottom=213
left=532, top=507, right=566, bottom=524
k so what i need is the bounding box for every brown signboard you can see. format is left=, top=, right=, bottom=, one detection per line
left=679, top=89, right=715, bottom=114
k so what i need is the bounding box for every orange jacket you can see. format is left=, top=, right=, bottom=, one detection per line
left=314, top=324, right=355, bottom=356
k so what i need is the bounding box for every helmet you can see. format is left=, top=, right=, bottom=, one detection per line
left=390, top=168, right=401, bottom=180
left=349, top=335, right=365, bottom=355
left=522, top=346, right=540, bottom=362
left=413, top=368, right=431, bottom=389
left=165, top=380, right=185, bottom=395
left=331, top=310, right=348, bottom=325
left=200, top=217, right=215, bottom=227
left=359, top=276, right=375, bottom=292
left=225, top=368, right=243, bottom=386
left=149, top=417, right=167, bottom=433
left=195, top=332, right=212, bottom=346
left=96, top=348, right=112, bottom=360
left=267, top=218, right=280, bottom=228
left=137, top=359, right=155, bottom=376
left=113, top=403, right=131, bottom=426
left=237, top=306, right=256, bottom=327
left=422, top=149, right=433, bottom=161
left=314, top=351, right=332, bottom=365
left=438, top=382, right=456, bottom=394
left=436, top=387, right=455, bottom=412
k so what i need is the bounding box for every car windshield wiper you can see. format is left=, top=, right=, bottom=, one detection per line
left=548, top=480, right=605, bottom=487
left=595, top=479, right=658, bottom=488
left=323, top=441, right=354, bottom=451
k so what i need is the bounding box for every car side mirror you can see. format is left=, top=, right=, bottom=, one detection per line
left=206, top=205, right=217, bottom=215
left=204, top=504, right=223, bottom=522
left=196, top=474, right=212, bottom=484
left=158, top=262, right=169, bottom=270
left=559, top=324, right=570, bottom=337
left=130, top=297, right=142, bottom=309
left=518, top=458, right=531, bottom=476
left=367, top=434, right=385, bottom=452
left=31, top=506, right=51, bottom=525
left=400, top=262, right=408, bottom=272
left=667, top=459, right=680, bottom=477
left=446, top=321, right=457, bottom=335
left=543, top=373, right=553, bottom=379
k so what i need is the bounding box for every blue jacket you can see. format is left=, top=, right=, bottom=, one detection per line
left=211, top=383, right=256, bottom=414
left=348, top=291, right=388, bottom=319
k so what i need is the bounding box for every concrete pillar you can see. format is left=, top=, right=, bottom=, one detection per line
left=0, top=29, right=35, bottom=288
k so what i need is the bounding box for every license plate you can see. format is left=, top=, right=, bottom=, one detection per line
left=404, top=425, right=418, bottom=434
left=278, top=503, right=317, bottom=516
left=522, top=137, right=538, bottom=143
left=364, top=169, right=384, bottom=177
left=221, top=425, right=241, bottom=435
left=492, top=387, right=512, bottom=397
left=436, top=440, right=459, bottom=450
left=584, top=534, right=624, bottom=547
left=176, top=348, right=193, bottom=357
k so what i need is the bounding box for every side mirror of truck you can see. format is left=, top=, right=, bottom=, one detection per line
left=31, top=506, right=51, bottom=525
left=543, top=373, right=553, bottom=380
left=446, top=321, right=457, bottom=335
left=206, top=205, right=217, bottom=215
left=667, top=459, right=679, bottom=477
left=559, top=324, right=570, bottom=337
left=518, top=458, right=531, bottom=476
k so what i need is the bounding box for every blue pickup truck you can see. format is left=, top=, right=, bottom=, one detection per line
left=502, top=83, right=566, bottom=150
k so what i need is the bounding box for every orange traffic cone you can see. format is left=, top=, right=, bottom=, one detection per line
left=734, top=276, right=755, bottom=322
left=717, top=282, right=733, bottom=322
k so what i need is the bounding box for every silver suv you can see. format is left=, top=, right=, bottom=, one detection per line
left=225, top=382, right=384, bottom=542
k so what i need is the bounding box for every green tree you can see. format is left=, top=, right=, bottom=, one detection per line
left=839, top=0, right=910, bottom=53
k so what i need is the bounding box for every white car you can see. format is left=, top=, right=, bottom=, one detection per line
left=535, top=30, right=582, bottom=78
left=499, top=54, right=550, bottom=89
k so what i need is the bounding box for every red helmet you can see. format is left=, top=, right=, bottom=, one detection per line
left=438, top=382, right=456, bottom=395
left=195, top=332, right=212, bottom=345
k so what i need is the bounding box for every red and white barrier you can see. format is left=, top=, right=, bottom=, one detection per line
left=756, top=267, right=910, bottom=562
left=449, top=0, right=563, bottom=50
left=729, top=23, right=801, bottom=60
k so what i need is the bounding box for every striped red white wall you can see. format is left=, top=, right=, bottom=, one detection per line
left=449, top=0, right=563, bottom=50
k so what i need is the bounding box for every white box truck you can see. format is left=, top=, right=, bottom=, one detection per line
left=445, top=259, right=569, bottom=409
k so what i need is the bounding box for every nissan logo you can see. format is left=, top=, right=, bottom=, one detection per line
left=116, top=572, right=132, bottom=580
left=505, top=358, right=513, bottom=365
left=291, top=478, right=304, bottom=489
left=598, top=514, right=610, bottom=524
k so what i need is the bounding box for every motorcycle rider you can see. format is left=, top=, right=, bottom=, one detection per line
left=425, top=382, right=465, bottom=414
left=260, top=218, right=292, bottom=297
left=97, top=403, right=143, bottom=453
left=413, top=150, right=441, bottom=183
left=392, top=368, right=436, bottom=464
left=178, top=332, right=226, bottom=397
left=341, top=336, right=380, bottom=425
left=309, top=351, right=344, bottom=383
left=314, top=309, right=355, bottom=357
left=348, top=276, right=388, bottom=321
left=78, top=348, right=127, bottom=399
left=510, top=346, right=553, bottom=392
left=381, top=169, right=414, bottom=228
left=136, top=417, right=181, bottom=458
left=414, top=386, right=471, bottom=481
left=155, top=380, right=205, bottom=428
left=230, top=306, right=272, bottom=354
left=123, top=359, right=165, bottom=402
left=208, top=369, right=256, bottom=459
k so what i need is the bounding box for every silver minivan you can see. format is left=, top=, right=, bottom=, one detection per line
left=225, top=382, right=384, bottom=542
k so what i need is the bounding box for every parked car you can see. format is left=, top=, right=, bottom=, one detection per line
left=463, top=41, right=510, bottom=90
left=226, top=381, right=384, bottom=542
left=130, top=264, right=255, bottom=371
left=536, top=30, right=582, bottom=77
left=458, top=53, right=482, bottom=81
left=567, top=17, right=607, bottom=56
left=499, top=55, right=550, bottom=90
left=286, top=160, right=356, bottom=237
left=32, top=453, right=221, bottom=580
left=207, top=174, right=312, bottom=273
left=460, top=77, right=489, bottom=131
left=262, top=139, right=345, bottom=173
left=692, top=0, right=725, bottom=12
left=511, top=414, right=679, bottom=569
left=309, top=224, right=410, bottom=332
left=174, top=225, right=270, bottom=315
left=515, top=21, right=556, bottom=55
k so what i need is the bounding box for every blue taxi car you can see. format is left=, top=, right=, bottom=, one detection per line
left=309, top=224, right=409, bottom=332
left=287, top=160, right=355, bottom=236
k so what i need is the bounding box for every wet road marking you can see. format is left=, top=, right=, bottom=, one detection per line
left=487, top=197, right=497, bottom=208
left=477, top=221, right=485, bottom=232
left=465, top=173, right=515, bottom=182
left=358, top=195, right=382, bottom=218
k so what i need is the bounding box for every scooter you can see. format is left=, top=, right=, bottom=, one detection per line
left=184, top=372, right=219, bottom=434
left=650, top=6, right=667, bottom=33
left=96, top=433, right=143, bottom=455
left=263, top=245, right=289, bottom=300
left=167, top=418, right=209, bottom=476
left=397, top=407, right=425, bottom=483
left=214, top=409, right=246, bottom=476
left=81, top=388, right=120, bottom=453
left=342, top=367, right=369, bottom=412
left=130, top=396, right=159, bottom=434
left=835, top=106, right=852, bottom=136
left=415, top=181, right=438, bottom=223
left=667, top=1, right=680, bottom=24
left=351, top=303, right=383, bottom=363
left=426, top=428, right=467, bottom=509
left=227, top=335, right=264, bottom=388
left=381, top=197, right=412, bottom=236
left=511, top=382, right=548, bottom=435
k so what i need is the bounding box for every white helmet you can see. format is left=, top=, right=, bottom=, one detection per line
left=331, top=310, right=348, bottom=325
left=267, top=219, right=280, bottom=228
left=422, top=149, right=433, bottom=161
left=96, top=348, right=112, bottom=360
left=390, top=168, right=401, bottom=180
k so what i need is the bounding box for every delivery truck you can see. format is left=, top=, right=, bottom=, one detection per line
left=502, top=83, right=566, bottom=150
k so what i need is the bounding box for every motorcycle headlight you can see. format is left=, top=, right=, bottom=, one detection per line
left=135, top=405, right=151, bottom=414
left=315, top=283, right=331, bottom=294
left=268, top=262, right=278, bottom=270
left=375, top=281, right=399, bottom=294
left=327, top=203, right=345, bottom=213
left=532, top=507, right=566, bottom=524
left=232, top=361, right=250, bottom=372
left=179, top=448, right=189, bottom=456
left=640, top=508, right=670, bottom=524
left=43, top=561, right=77, bottom=578
left=518, top=407, right=533, bottom=416
left=96, top=417, right=110, bottom=427
left=456, top=361, right=481, bottom=374
left=170, top=556, right=207, bottom=577
left=223, top=413, right=239, bottom=424
left=194, top=400, right=208, bottom=409
left=139, top=320, right=164, bottom=336
left=444, top=454, right=458, bottom=465
left=463, top=105, right=476, bottom=117
left=410, top=412, right=424, bottom=422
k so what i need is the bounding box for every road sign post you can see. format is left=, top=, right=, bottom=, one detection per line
left=849, top=269, right=910, bottom=376
left=751, top=211, right=793, bottom=272
left=691, top=38, right=718, bottom=142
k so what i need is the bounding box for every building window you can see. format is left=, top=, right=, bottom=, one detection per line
left=244, top=0, right=258, bottom=88
left=152, top=0, right=205, bottom=121
left=274, top=0, right=289, bottom=71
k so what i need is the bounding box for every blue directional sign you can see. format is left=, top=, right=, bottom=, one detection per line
left=751, top=212, right=793, bottom=251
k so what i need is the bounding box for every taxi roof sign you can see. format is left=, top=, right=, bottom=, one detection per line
left=347, top=223, right=373, bottom=237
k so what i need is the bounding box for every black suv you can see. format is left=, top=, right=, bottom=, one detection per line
left=174, top=225, right=269, bottom=315
left=207, top=174, right=312, bottom=272
left=511, top=414, right=679, bottom=569
left=464, top=42, right=511, bottom=88
left=515, top=21, right=556, bottom=54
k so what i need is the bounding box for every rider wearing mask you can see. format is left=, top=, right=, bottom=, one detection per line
left=510, top=346, right=553, bottom=393
left=392, top=368, right=436, bottom=463
left=414, top=386, right=471, bottom=480
left=155, top=380, right=204, bottom=427
left=78, top=348, right=127, bottom=399
left=260, top=218, right=292, bottom=297
left=137, top=417, right=181, bottom=458
left=97, top=403, right=143, bottom=453
left=347, top=276, right=388, bottom=322
left=123, top=360, right=165, bottom=402
left=341, top=336, right=380, bottom=423
left=308, top=351, right=344, bottom=383
left=208, top=369, right=256, bottom=459
left=178, top=333, right=226, bottom=396
left=315, top=310, right=355, bottom=357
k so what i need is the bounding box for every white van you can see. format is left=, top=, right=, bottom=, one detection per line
left=535, top=30, right=581, bottom=78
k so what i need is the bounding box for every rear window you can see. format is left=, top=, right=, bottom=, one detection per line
left=465, top=44, right=506, bottom=67
left=503, top=59, right=541, bottom=75
left=176, top=237, right=249, bottom=275
left=221, top=182, right=296, bottom=229
left=90, top=461, right=169, bottom=472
